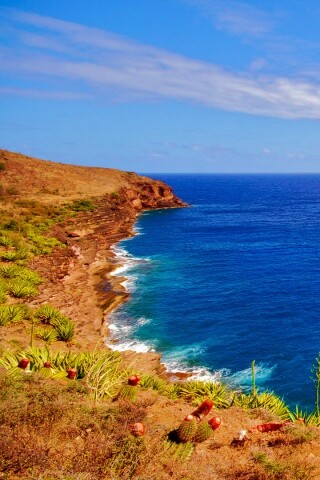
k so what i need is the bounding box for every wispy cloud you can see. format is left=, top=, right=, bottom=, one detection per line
left=1, top=8, right=320, bottom=118
left=181, top=0, right=274, bottom=37
left=0, top=86, right=91, bottom=100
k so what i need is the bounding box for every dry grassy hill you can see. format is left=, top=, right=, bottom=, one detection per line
left=0, top=149, right=150, bottom=203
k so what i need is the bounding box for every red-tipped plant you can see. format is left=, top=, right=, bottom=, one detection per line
left=128, top=375, right=140, bottom=386
left=208, top=416, right=221, bottom=431
left=191, top=399, right=214, bottom=420
left=67, top=368, right=77, bottom=380
left=129, top=422, right=145, bottom=436
left=18, top=358, right=30, bottom=370
left=254, top=422, right=285, bottom=433
left=44, top=361, right=51, bottom=368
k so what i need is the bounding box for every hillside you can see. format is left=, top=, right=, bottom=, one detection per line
left=0, top=149, right=181, bottom=206
left=0, top=149, right=320, bottom=480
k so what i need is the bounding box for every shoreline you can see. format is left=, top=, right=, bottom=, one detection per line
left=105, top=217, right=220, bottom=383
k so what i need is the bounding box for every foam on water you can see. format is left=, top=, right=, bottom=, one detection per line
left=107, top=338, right=155, bottom=353
left=228, top=363, right=276, bottom=392
left=161, top=344, right=224, bottom=382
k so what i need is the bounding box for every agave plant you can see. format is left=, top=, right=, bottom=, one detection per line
left=0, top=285, right=7, bottom=303
left=140, top=374, right=169, bottom=395
left=18, top=268, right=43, bottom=285
left=6, top=279, right=38, bottom=298
left=85, top=351, right=128, bottom=401
left=231, top=391, right=291, bottom=420
left=35, top=304, right=63, bottom=324
left=28, top=232, right=62, bottom=255
left=52, top=316, right=75, bottom=342
left=0, top=264, right=42, bottom=285
left=0, top=264, right=22, bottom=278
left=0, top=235, right=14, bottom=247
left=176, top=380, right=232, bottom=409
left=1, top=248, right=29, bottom=262
left=0, top=305, right=29, bottom=326
left=288, top=406, right=320, bottom=426
left=36, top=327, right=58, bottom=344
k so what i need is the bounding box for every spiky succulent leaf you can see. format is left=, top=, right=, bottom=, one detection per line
left=118, top=384, right=139, bottom=403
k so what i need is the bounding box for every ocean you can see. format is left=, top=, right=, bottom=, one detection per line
left=107, top=174, right=320, bottom=409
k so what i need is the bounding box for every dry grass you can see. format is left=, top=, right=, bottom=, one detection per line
left=0, top=149, right=149, bottom=204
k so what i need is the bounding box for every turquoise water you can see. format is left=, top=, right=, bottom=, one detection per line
left=107, top=175, right=320, bottom=409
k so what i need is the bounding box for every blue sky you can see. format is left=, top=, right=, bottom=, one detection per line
left=1, top=0, right=320, bottom=172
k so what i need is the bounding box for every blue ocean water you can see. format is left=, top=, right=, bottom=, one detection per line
left=107, top=175, right=320, bottom=409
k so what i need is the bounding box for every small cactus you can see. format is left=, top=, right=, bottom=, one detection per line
left=177, top=415, right=198, bottom=443
left=118, top=384, right=139, bottom=402
left=193, top=422, right=213, bottom=443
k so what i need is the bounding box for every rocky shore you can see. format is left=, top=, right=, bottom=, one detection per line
left=27, top=177, right=187, bottom=375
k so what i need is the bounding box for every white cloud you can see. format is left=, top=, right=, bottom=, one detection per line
left=1, top=8, right=320, bottom=118
left=0, top=86, right=91, bottom=100
left=181, top=0, right=274, bottom=37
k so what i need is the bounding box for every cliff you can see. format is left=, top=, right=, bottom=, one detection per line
left=0, top=149, right=186, bottom=371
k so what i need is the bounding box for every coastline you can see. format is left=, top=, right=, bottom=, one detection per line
left=26, top=184, right=188, bottom=378
left=106, top=226, right=222, bottom=383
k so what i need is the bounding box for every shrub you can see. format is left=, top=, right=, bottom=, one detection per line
left=70, top=199, right=95, bottom=212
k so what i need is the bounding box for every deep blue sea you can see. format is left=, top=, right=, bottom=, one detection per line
left=107, top=175, right=320, bottom=409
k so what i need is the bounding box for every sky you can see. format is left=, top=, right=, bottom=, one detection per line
left=1, top=1, right=320, bottom=173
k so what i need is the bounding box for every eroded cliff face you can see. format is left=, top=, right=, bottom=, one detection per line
left=122, top=180, right=186, bottom=210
